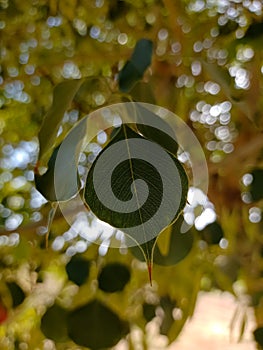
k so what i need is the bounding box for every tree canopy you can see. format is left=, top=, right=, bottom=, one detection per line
left=1, top=0, right=263, bottom=349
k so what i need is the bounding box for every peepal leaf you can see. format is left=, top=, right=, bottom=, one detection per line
left=254, top=327, right=263, bottom=347
left=41, top=304, right=68, bottom=342
left=7, top=282, right=25, bottom=308
left=67, top=299, right=129, bottom=349
left=66, top=255, right=91, bottom=286
left=131, top=102, right=179, bottom=155
left=131, top=215, right=193, bottom=266
left=35, top=117, right=86, bottom=201
left=249, top=168, right=263, bottom=201
left=98, top=263, right=131, bottom=293
left=84, top=124, right=188, bottom=281
left=118, top=39, right=153, bottom=92
left=38, top=79, right=83, bottom=166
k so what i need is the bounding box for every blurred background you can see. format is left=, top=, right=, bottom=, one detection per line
left=0, top=0, right=263, bottom=349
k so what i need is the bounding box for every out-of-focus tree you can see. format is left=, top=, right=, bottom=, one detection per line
left=0, top=0, right=263, bottom=349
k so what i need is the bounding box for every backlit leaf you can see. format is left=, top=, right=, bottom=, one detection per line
left=131, top=215, right=193, bottom=266
left=35, top=117, right=86, bottom=201
left=38, top=79, right=83, bottom=166
left=84, top=124, right=188, bottom=280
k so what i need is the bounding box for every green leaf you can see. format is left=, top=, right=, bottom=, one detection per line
left=238, top=312, right=247, bottom=342
left=118, top=39, right=153, bottom=92
left=38, top=79, right=83, bottom=166
left=66, top=255, right=91, bottom=286
left=254, top=327, right=263, bottom=347
left=154, top=216, right=194, bottom=265
left=98, top=262, right=131, bottom=293
left=142, top=303, right=156, bottom=322
left=249, top=168, right=263, bottom=201
left=67, top=299, right=129, bottom=349
left=159, top=296, right=177, bottom=336
left=243, top=21, right=263, bottom=40
left=218, top=20, right=238, bottom=36
left=200, top=221, right=224, bottom=245
left=7, top=282, right=25, bottom=308
left=130, top=39, right=153, bottom=75
left=131, top=215, right=193, bottom=266
left=84, top=124, right=188, bottom=281
left=127, top=103, right=179, bottom=156
left=41, top=304, right=68, bottom=342
left=35, top=116, right=86, bottom=201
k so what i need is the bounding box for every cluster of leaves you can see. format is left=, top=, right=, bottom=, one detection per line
left=32, top=38, right=194, bottom=347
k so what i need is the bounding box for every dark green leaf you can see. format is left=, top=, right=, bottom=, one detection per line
left=41, top=304, right=68, bottom=342
left=108, top=0, right=128, bottom=20
left=7, top=282, right=25, bottom=308
left=38, top=79, right=83, bottom=165
left=130, top=39, right=153, bottom=75
left=66, top=255, right=91, bottom=286
left=218, top=20, right=238, bottom=36
left=118, top=61, right=143, bottom=93
left=243, top=21, right=263, bottom=40
left=35, top=117, right=86, bottom=201
left=84, top=124, right=188, bottom=278
left=200, top=221, right=224, bottom=245
left=98, top=262, right=131, bottom=293
left=254, top=327, right=263, bottom=346
left=249, top=168, right=263, bottom=201
left=160, top=296, right=177, bottom=336
left=67, top=299, right=129, bottom=349
left=126, top=103, right=179, bottom=156
left=118, top=39, right=153, bottom=92
left=143, top=303, right=156, bottom=322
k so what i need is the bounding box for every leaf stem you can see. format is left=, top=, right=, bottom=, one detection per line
left=45, top=202, right=59, bottom=249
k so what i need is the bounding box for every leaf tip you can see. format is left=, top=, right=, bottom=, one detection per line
left=34, top=161, right=40, bottom=175
left=147, top=262, right=153, bottom=286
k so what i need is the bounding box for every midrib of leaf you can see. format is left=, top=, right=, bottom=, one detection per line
left=123, top=125, right=154, bottom=283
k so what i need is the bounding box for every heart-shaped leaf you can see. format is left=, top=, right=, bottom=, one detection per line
left=67, top=299, right=129, bottom=349
left=84, top=124, right=188, bottom=282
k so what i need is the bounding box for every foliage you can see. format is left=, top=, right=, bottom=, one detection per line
left=0, top=0, right=263, bottom=349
